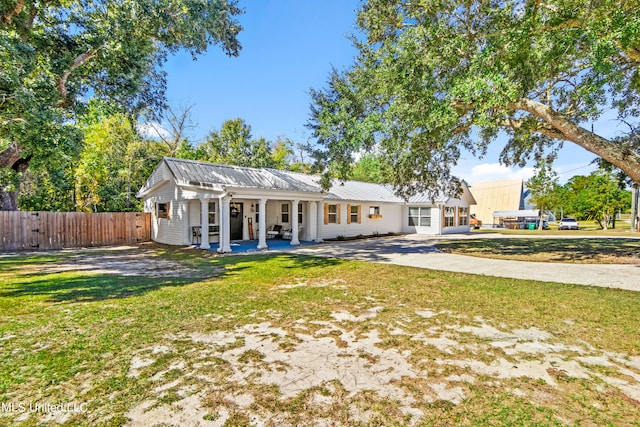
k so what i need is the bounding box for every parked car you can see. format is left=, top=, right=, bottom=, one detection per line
left=558, top=217, right=579, bottom=230
left=469, top=214, right=482, bottom=229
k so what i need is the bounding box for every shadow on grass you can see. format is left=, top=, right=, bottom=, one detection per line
left=1, top=252, right=345, bottom=303
left=436, top=238, right=640, bottom=263
left=281, top=254, right=344, bottom=269
left=1, top=273, right=197, bottom=302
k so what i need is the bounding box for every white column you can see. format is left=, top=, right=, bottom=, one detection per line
left=200, top=199, right=210, bottom=250
left=315, top=201, right=324, bottom=243
left=217, top=195, right=225, bottom=252
left=183, top=200, right=190, bottom=245
left=308, top=201, right=317, bottom=242
left=221, top=196, right=232, bottom=252
left=291, top=199, right=300, bottom=246
left=257, top=198, right=268, bottom=249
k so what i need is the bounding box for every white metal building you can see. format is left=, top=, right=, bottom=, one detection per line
left=136, top=158, right=476, bottom=252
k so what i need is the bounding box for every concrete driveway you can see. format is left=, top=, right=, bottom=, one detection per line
left=289, top=234, right=640, bottom=292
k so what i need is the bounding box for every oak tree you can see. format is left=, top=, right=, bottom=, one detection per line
left=308, top=0, right=640, bottom=199
left=0, top=0, right=242, bottom=210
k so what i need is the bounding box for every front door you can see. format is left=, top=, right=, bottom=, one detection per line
left=230, top=202, right=243, bottom=240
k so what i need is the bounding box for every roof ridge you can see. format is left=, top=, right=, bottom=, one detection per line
left=164, top=157, right=267, bottom=173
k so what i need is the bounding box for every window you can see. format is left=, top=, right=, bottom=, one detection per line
left=347, top=204, right=361, bottom=224
left=408, top=207, right=430, bottom=227
left=369, top=206, right=382, bottom=219
left=157, top=202, right=170, bottom=219
left=298, top=203, right=303, bottom=224
left=281, top=203, right=289, bottom=223
left=255, top=203, right=259, bottom=224
left=458, top=207, right=468, bottom=226
left=327, top=204, right=338, bottom=224
left=208, top=202, right=216, bottom=225
left=444, top=207, right=455, bottom=227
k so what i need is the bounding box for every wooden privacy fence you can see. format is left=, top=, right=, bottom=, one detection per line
left=0, top=211, right=151, bottom=251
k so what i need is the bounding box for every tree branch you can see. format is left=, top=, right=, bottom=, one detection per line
left=0, top=142, right=23, bottom=169
left=509, top=98, right=640, bottom=184
left=1, top=0, right=25, bottom=25
left=497, top=117, right=565, bottom=140
left=56, top=49, right=99, bottom=103
left=1, top=117, right=28, bottom=127
left=624, top=46, right=640, bottom=63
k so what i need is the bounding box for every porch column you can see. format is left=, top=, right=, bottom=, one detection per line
left=218, top=196, right=232, bottom=253
left=308, top=201, right=318, bottom=242
left=200, top=199, right=210, bottom=250
left=183, top=200, right=190, bottom=245
left=291, top=199, right=300, bottom=246
left=315, top=201, right=324, bottom=243
left=257, top=198, right=268, bottom=249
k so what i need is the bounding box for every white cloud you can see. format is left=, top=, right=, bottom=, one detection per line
left=454, top=162, right=535, bottom=185
left=137, top=122, right=171, bottom=140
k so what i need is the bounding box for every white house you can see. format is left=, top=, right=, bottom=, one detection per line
left=136, top=158, right=476, bottom=252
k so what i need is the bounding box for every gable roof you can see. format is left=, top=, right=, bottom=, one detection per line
left=405, top=185, right=475, bottom=205
left=163, top=158, right=321, bottom=193
left=138, top=158, right=472, bottom=205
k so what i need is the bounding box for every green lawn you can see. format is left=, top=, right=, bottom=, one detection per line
left=1, top=246, right=639, bottom=426
left=436, top=237, right=640, bottom=264
left=474, top=219, right=636, bottom=236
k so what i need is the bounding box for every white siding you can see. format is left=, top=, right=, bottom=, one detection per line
left=441, top=199, right=472, bottom=234
left=402, top=205, right=442, bottom=235
left=144, top=181, right=189, bottom=245
left=188, top=199, right=221, bottom=244
left=320, top=202, right=403, bottom=239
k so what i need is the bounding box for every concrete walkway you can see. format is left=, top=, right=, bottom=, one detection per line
left=289, top=234, right=640, bottom=292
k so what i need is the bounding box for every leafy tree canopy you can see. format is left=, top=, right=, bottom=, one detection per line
left=75, top=113, right=163, bottom=212
left=201, top=118, right=301, bottom=169
left=308, top=0, right=640, bottom=199
left=0, top=0, right=242, bottom=209
left=561, top=169, right=630, bottom=229
left=526, top=159, right=560, bottom=228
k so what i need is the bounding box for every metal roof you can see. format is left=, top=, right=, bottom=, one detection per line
left=326, top=179, right=403, bottom=203
left=163, top=158, right=321, bottom=193
left=493, top=209, right=540, bottom=218
left=406, top=190, right=449, bottom=204
left=273, top=170, right=406, bottom=203
left=142, top=158, right=468, bottom=205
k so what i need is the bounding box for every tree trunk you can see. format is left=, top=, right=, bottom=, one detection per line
left=538, top=206, right=544, bottom=230
left=602, top=213, right=609, bottom=230
left=632, top=186, right=639, bottom=232
left=0, top=142, right=29, bottom=211
left=0, top=190, right=18, bottom=211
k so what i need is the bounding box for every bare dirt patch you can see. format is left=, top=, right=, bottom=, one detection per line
left=33, top=246, right=214, bottom=278
left=125, top=301, right=640, bottom=426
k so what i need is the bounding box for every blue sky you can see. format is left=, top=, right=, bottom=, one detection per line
left=162, top=0, right=612, bottom=185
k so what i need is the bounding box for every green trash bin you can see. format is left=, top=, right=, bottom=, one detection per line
left=528, top=223, right=535, bottom=230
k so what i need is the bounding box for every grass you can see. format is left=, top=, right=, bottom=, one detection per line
left=436, top=237, right=640, bottom=264
left=474, top=219, right=636, bottom=236
left=0, top=246, right=639, bottom=425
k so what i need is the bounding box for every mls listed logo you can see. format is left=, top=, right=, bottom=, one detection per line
left=1, top=402, right=27, bottom=413
left=1, top=401, right=88, bottom=414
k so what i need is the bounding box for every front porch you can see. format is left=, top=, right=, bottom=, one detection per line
left=185, top=195, right=324, bottom=253
left=195, top=238, right=315, bottom=253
